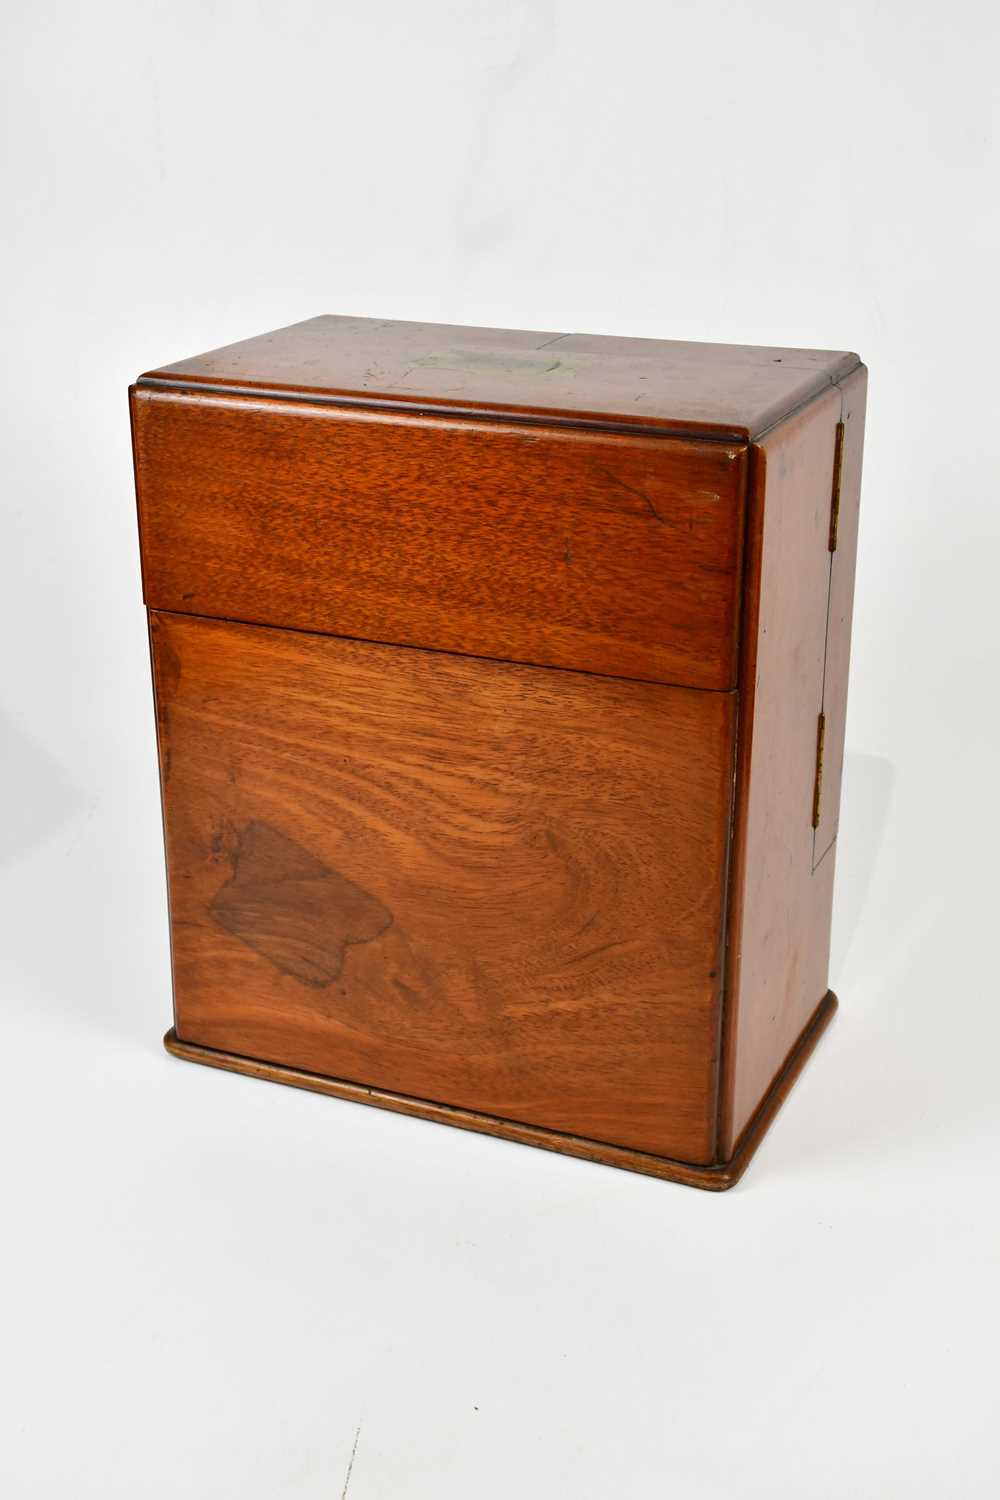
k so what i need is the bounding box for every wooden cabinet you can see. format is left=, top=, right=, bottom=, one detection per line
left=131, top=315, right=866, bottom=1188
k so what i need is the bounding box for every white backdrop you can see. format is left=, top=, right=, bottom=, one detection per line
left=2, top=3, right=998, bottom=1496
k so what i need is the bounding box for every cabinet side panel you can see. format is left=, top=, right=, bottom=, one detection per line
left=720, top=385, right=852, bottom=1155
left=813, top=367, right=867, bottom=862
left=151, top=611, right=735, bottom=1164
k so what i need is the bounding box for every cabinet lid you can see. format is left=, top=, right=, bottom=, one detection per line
left=139, top=315, right=860, bottom=443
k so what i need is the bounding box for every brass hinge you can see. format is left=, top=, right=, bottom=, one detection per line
left=812, top=712, right=826, bottom=828
left=829, top=421, right=845, bottom=552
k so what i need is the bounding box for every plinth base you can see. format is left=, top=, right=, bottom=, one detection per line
left=164, top=991, right=837, bottom=1191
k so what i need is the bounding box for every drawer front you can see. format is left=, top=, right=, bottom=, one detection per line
left=151, top=611, right=736, bottom=1163
left=133, top=389, right=747, bottom=689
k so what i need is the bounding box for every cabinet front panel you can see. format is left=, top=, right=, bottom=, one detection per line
left=151, top=611, right=736, bottom=1163
left=133, top=389, right=747, bottom=690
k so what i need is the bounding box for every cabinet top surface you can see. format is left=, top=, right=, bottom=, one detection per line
left=139, top=315, right=860, bottom=441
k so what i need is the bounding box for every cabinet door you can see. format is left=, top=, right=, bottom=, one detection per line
left=151, top=611, right=736, bottom=1163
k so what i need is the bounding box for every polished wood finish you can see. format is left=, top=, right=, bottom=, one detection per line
left=720, top=374, right=866, bottom=1155
left=151, top=610, right=736, bottom=1164
left=131, top=389, right=747, bottom=689
left=141, top=313, right=860, bottom=442
left=163, top=991, right=837, bottom=1190
left=131, top=314, right=866, bottom=1188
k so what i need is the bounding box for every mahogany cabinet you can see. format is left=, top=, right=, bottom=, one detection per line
left=130, top=315, right=866, bottom=1188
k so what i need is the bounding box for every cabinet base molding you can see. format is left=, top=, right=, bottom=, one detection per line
left=163, top=991, right=837, bottom=1192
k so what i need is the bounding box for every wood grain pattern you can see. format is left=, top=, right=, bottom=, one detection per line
left=210, top=821, right=393, bottom=986
left=152, top=609, right=737, bottom=1164
left=132, top=388, right=748, bottom=690
left=163, top=991, right=837, bottom=1191
left=132, top=316, right=867, bottom=1186
left=719, top=383, right=852, bottom=1156
left=141, top=313, right=860, bottom=442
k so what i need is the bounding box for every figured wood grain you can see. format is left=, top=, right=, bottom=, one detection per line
left=141, top=313, right=860, bottom=442
left=151, top=609, right=737, bottom=1164
left=132, top=388, right=748, bottom=690
left=132, top=317, right=867, bottom=1185
left=719, top=382, right=858, bottom=1155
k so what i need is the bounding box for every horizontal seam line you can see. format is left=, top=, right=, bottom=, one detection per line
left=148, top=604, right=740, bottom=695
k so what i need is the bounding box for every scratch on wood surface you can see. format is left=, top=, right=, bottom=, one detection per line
left=596, top=465, right=664, bottom=525
left=564, top=939, right=625, bottom=968
left=341, top=1423, right=361, bottom=1499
